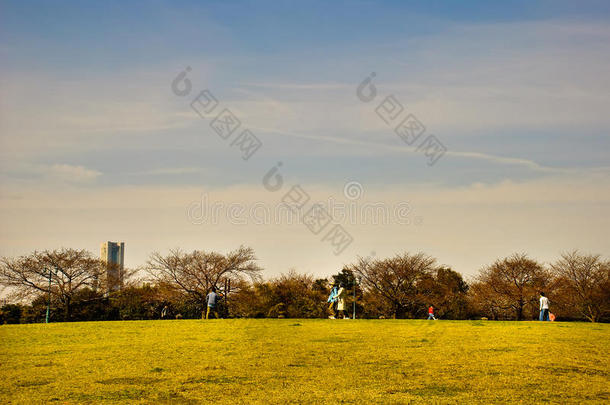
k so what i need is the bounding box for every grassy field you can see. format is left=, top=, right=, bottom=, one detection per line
left=1, top=319, right=609, bottom=404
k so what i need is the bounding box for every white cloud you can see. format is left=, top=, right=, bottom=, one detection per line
left=132, top=167, right=207, bottom=176
left=47, top=164, right=102, bottom=183
left=222, top=19, right=610, bottom=138
left=250, top=126, right=610, bottom=175
left=0, top=163, right=103, bottom=184
left=0, top=66, right=208, bottom=159
left=1, top=19, right=608, bottom=177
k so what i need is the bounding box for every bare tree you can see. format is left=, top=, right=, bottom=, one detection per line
left=472, top=253, right=548, bottom=320
left=551, top=251, right=610, bottom=322
left=0, top=248, right=101, bottom=320
left=469, top=280, right=500, bottom=320
left=347, top=252, right=439, bottom=318
left=418, top=267, right=469, bottom=319
left=146, top=245, right=262, bottom=317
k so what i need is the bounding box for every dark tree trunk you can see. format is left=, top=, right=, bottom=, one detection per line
left=64, top=298, right=72, bottom=322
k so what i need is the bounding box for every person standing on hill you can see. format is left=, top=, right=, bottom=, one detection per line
left=427, top=305, right=436, bottom=320
left=336, top=283, right=349, bottom=319
left=539, top=292, right=550, bottom=321
left=205, top=287, right=221, bottom=319
left=327, top=284, right=338, bottom=319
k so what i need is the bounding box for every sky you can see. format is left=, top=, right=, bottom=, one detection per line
left=1, top=0, right=609, bottom=281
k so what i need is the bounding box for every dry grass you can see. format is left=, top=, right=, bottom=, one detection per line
left=1, top=319, right=609, bottom=403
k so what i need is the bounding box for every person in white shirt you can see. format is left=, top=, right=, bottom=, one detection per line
left=539, top=292, right=550, bottom=321
left=336, top=283, right=349, bottom=319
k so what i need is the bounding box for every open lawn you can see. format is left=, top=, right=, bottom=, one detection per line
left=1, top=319, right=609, bottom=404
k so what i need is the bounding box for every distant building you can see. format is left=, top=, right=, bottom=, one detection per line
left=100, top=241, right=125, bottom=292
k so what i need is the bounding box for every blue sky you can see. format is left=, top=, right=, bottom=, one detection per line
left=1, top=1, right=609, bottom=277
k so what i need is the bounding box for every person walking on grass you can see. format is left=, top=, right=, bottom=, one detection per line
left=205, top=287, right=220, bottom=319
left=427, top=305, right=436, bottom=320
left=336, top=283, right=349, bottom=319
left=327, top=284, right=338, bottom=319
left=539, top=292, right=550, bottom=321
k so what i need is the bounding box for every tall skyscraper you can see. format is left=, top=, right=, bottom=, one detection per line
left=100, top=241, right=124, bottom=292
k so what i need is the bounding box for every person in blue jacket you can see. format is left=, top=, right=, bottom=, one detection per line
left=327, top=284, right=338, bottom=319
left=205, top=287, right=222, bottom=319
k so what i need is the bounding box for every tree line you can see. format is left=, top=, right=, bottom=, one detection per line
left=0, top=246, right=608, bottom=324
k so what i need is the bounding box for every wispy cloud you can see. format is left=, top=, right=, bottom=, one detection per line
left=132, top=167, right=207, bottom=176
left=253, top=126, right=610, bottom=175
left=240, top=82, right=351, bottom=90
left=47, top=164, right=102, bottom=183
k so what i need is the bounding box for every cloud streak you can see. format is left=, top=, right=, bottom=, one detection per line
left=253, top=126, right=610, bottom=175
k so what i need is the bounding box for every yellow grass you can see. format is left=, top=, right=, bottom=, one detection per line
left=1, top=319, right=609, bottom=404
